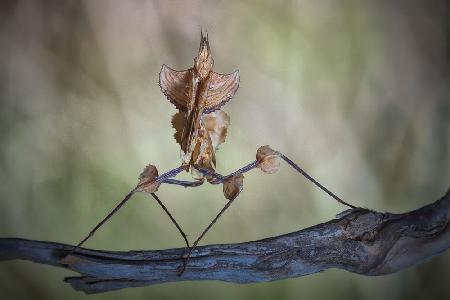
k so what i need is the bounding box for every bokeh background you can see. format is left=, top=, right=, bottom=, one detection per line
left=0, top=0, right=449, bottom=299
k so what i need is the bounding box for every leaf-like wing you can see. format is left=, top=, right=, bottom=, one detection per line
left=159, top=65, right=192, bottom=111
left=204, top=70, right=239, bottom=113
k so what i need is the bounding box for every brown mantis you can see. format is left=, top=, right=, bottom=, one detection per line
left=73, top=31, right=355, bottom=275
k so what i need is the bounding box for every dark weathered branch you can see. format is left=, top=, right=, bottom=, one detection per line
left=1, top=188, right=449, bottom=294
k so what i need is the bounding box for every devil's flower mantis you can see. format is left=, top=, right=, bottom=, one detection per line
left=73, top=31, right=355, bottom=275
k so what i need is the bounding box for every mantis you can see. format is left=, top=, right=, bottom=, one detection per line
left=73, top=31, right=355, bottom=275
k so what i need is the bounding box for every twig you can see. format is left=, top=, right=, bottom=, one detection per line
left=0, top=187, right=449, bottom=294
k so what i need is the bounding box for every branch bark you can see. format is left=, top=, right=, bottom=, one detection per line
left=1, top=188, right=449, bottom=294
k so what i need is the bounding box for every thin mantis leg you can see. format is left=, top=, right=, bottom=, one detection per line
left=154, top=166, right=187, bottom=184
left=150, top=193, right=190, bottom=247
left=195, top=168, right=225, bottom=183
left=71, top=166, right=190, bottom=253
left=72, top=189, right=137, bottom=253
left=227, top=161, right=259, bottom=178
left=278, top=153, right=355, bottom=209
left=176, top=149, right=354, bottom=274
left=177, top=189, right=242, bottom=275
left=198, top=161, right=258, bottom=184
left=164, top=179, right=204, bottom=188
left=198, top=152, right=354, bottom=208
left=71, top=189, right=191, bottom=253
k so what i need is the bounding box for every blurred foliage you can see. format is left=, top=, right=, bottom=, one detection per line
left=0, top=0, right=449, bottom=299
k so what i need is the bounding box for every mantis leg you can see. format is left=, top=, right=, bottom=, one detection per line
left=177, top=189, right=242, bottom=276
left=150, top=193, right=190, bottom=247
left=154, top=166, right=187, bottom=184
left=278, top=153, right=355, bottom=209
left=72, top=166, right=190, bottom=253
left=175, top=147, right=354, bottom=275
left=163, top=179, right=204, bottom=188
left=71, top=189, right=137, bottom=253
left=198, top=149, right=355, bottom=208
left=197, top=161, right=258, bottom=184
left=72, top=190, right=190, bottom=254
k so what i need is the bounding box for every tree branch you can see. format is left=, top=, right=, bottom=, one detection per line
left=1, top=188, right=449, bottom=294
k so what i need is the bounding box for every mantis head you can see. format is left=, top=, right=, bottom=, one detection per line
left=194, top=30, right=214, bottom=79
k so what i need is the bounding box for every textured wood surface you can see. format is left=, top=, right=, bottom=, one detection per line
left=1, top=188, right=449, bottom=294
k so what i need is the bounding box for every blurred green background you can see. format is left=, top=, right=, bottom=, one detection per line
left=0, top=0, right=449, bottom=299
